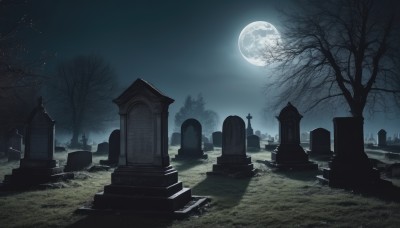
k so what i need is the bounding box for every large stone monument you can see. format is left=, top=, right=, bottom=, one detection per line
left=83, top=78, right=208, bottom=215
left=378, top=129, right=387, bottom=147
left=100, top=130, right=120, bottom=166
left=208, top=116, right=255, bottom=177
left=174, top=118, right=207, bottom=160
left=308, top=128, right=333, bottom=156
left=266, top=102, right=317, bottom=170
left=1, top=97, right=72, bottom=188
left=317, top=117, right=391, bottom=188
left=212, top=131, right=222, bottom=147
left=246, top=113, right=254, bottom=136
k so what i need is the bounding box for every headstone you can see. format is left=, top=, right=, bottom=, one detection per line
left=266, top=102, right=317, bottom=170
left=212, top=131, right=222, bottom=147
left=317, top=117, right=391, bottom=188
left=100, top=130, right=120, bottom=166
left=208, top=116, right=255, bottom=177
left=170, top=132, right=181, bottom=146
left=85, top=78, right=208, bottom=215
left=247, top=135, right=260, bottom=151
left=308, top=128, right=332, bottom=156
left=174, top=118, right=207, bottom=160
left=203, top=142, right=214, bottom=152
left=64, top=151, right=92, bottom=171
left=8, top=129, right=23, bottom=152
left=7, top=148, right=21, bottom=161
left=378, top=129, right=387, bottom=147
left=96, top=142, right=109, bottom=154
left=1, top=97, right=73, bottom=188
left=246, top=113, right=254, bottom=136
left=255, top=130, right=261, bottom=137
left=81, top=134, right=91, bottom=151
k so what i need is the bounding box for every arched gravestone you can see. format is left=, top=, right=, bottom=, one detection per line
left=100, top=129, right=120, bottom=166
left=308, top=128, right=332, bottom=156
left=87, top=78, right=208, bottom=215
left=212, top=131, right=222, bottom=147
left=1, top=97, right=72, bottom=188
left=174, top=118, right=207, bottom=160
left=96, top=142, right=109, bottom=154
left=378, top=129, right=387, bottom=147
left=208, top=116, right=255, bottom=177
left=266, top=102, right=317, bottom=170
left=247, top=135, right=260, bottom=151
left=170, top=132, right=181, bottom=146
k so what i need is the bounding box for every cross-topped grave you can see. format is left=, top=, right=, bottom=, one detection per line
left=246, top=113, right=254, bottom=136
left=84, top=79, right=208, bottom=215
left=266, top=102, right=317, bottom=170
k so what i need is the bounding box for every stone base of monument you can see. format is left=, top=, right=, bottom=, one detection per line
left=173, top=149, right=208, bottom=160
left=317, top=158, right=393, bottom=189
left=265, top=144, right=318, bottom=170
left=0, top=159, right=74, bottom=189
left=78, top=165, right=209, bottom=217
left=207, top=155, right=255, bottom=177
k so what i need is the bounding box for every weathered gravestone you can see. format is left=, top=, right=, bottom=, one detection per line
left=378, top=129, right=387, bottom=147
left=8, top=129, right=23, bottom=153
left=203, top=143, right=214, bottom=152
left=317, top=117, right=392, bottom=188
left=96, top=142, right=109, bottom=154
left=174, top=118, right=207, bottom=160
left=64, top=151, right=92, bottom=171
left=247, top=135, right=260, bottom=151
left=212, top=131, right=222, bottom=147
left=246, top=113, right=254, bottom=136
left=170, top=132, right=181, bottom=146
left=208, top=116, right=255, bottom=177
left=1, top=97, right=72, bottom=188
left=83, top=78, right=208, bottom=215
left=266, top=102, right=318, bottom=170
left=308, top=128, right=333, bottom=156
left=100, top=130, right=120, bottom=166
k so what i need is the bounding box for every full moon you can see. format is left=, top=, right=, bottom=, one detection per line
left=238, top=21, right=281, bottom=66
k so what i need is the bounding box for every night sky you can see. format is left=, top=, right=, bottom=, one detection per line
left=19, top=0, right=400, bottom=139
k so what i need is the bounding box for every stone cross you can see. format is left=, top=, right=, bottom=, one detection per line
left=246, top=113, right=254, bottom=136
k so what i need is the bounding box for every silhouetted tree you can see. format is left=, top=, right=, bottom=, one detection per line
left=47, top=55, right=118, bottom=148
left=265, top=0, right=400, bottom=117
left=174, top=94, right=219, bottom=135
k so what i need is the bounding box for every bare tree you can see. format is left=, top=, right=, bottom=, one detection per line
left=265, top=0, right=400, bottom=118
left=47, top=55, right=118, bottom=148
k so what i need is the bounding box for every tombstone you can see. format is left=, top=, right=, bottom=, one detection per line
left=378, top=129, right=387, bottom=147
left=64, top=151, right=92, bottom=171
left=1, top=97, right=73, bottom=188
left=170, top=132, right=181, bottom=146
left=81, top=134, right=92, bottom=151
left=100, top=130, right=120, bottom=166
left=247, top=135, right=260, bottom=152
left=7, top=148, right=21, bottom=161
left=208, top=116, right=255, bottom=177
left=96, top=142, right=109, bottom=154
left=308, top=128, right=332, bottom=156
left=83, top=78, right=208, bottom=215
left=266, top=103, right=317, bottom=170
left=246, top=113, right=254, bottom=136
left=203, top=142, right=214, bottom=152
left=8, top=129, right=23, bottom=153
left=174, top=119, right=207, bottom=160
left=317, top=117, right=391, bottom=188
left=212, top=131, right=222, bottom=147
left=255, top=130, right=261, bottom=138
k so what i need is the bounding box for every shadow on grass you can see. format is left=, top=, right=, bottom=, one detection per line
left=191, top=175, right=251, bottom=209
left=67, top=214, right=173, bottom=228
left=173, top=159, right=206, bottom=172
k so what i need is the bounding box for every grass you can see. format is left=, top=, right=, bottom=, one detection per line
left=1, top=146, right=400, bottom=227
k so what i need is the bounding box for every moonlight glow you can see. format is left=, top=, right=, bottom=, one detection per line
left=238, top=21, right=281, bottom=66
